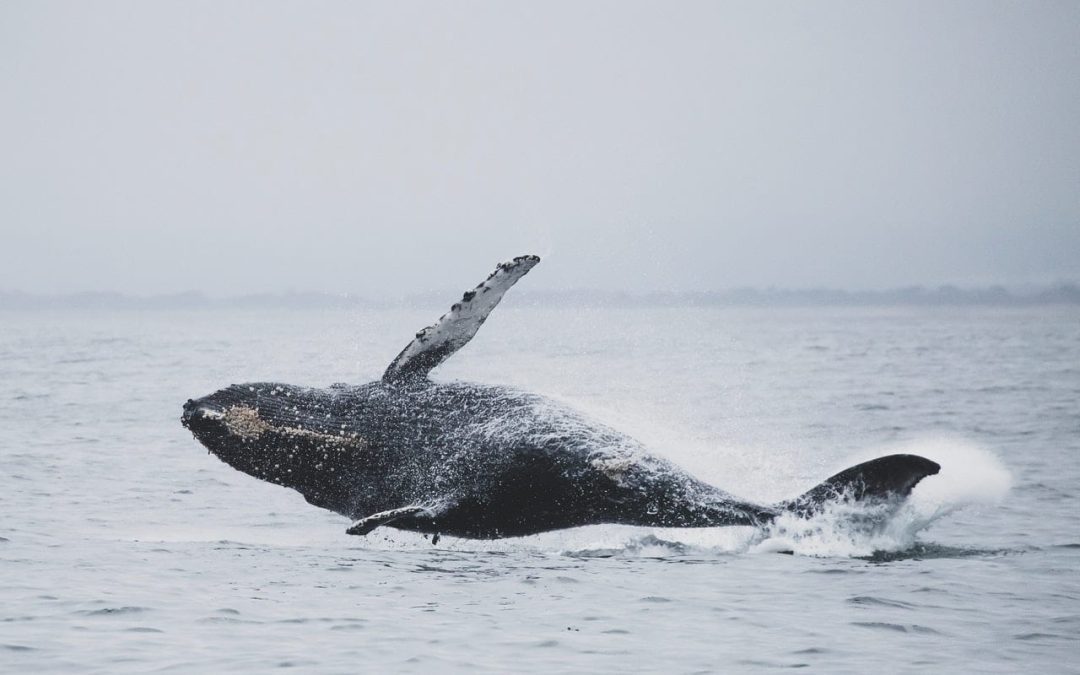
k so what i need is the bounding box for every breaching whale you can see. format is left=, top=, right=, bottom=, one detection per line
left=182, top=255, right=940, bottom=540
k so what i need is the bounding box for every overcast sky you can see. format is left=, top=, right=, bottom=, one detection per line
left=2, top=1, right=1077, bottom=295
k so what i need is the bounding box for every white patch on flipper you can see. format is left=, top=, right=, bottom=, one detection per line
left=383, top=255, right=540, bottom=382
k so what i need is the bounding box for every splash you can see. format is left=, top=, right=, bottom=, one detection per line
left=753, top=438, right=1012, bottom=557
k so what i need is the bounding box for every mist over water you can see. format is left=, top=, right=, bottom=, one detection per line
left=2, top=305, right=1077, bottom=671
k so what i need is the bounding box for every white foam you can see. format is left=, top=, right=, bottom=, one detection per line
left=754, top=438, right=1012, bottom=557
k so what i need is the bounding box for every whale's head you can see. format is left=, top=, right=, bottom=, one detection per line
left=182, top=383, right=368, bottom=511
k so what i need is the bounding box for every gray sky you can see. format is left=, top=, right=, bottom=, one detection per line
left=2, top=1, right=1078, bottom=295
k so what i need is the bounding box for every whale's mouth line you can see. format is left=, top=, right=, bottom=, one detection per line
left=183, top=397, right=371, bottom=457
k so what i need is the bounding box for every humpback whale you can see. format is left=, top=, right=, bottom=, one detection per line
left=182, top=255, right=939, bottom=540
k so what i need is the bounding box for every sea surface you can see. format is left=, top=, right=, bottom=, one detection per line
left=1, top=305, right=1078, bottom=673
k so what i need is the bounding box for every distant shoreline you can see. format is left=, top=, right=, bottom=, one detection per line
left=1, top=285, right=1078, bottom=310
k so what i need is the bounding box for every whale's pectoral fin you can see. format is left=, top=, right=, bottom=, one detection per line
left=382, top=255, right=540, bottom=384
left=777, top=454, right=940, bottom=518
left=346, top=506, right=429, bottom=536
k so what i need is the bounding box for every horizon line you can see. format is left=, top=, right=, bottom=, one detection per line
left=1, top=283, right=1079, bottom=309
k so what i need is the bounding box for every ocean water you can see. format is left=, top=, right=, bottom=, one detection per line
left=1, top=305, right=1078, bottom=673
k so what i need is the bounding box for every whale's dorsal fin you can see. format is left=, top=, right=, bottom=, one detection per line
left=382, top=255, right=540, bottom=384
